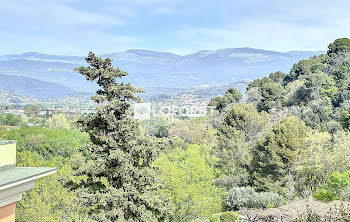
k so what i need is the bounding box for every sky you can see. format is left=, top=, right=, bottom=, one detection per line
left=1, top=0, right=350, bottom=56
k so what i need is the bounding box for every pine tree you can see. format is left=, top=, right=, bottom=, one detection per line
left=69, top=52, right=170, bottom=221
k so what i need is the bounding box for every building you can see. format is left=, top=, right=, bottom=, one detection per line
left=0, top=141, right=56, bottom=222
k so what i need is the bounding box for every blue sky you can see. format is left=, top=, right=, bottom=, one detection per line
left=1, top=0, right=350, bottom=55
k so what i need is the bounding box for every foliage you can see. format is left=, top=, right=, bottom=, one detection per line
left=209, top=88, right=242, bottom=112
left=224, top=187, right=284, bottom=210
left=7, top=38, right=350, bottom=221
left=0, top=127, right=89, bottom=158
left=67, top=52, right=170, bottom=221
left=0, top=126, right=92, bottom=222
left=327, top=38, right=350, bottom=56
left=247, top=77, right=285, bottom=111
left=154, top=145, right=223, bottom=221
left=25, top=105, right=41, bottom=117
left=0, top=113, right=21, bottom=126
left=213, top=104, right=270, bottom=188
left=313, top=189, right=336, bottom=202
left=45, top=113, right=71, bottom=129
left=151, top=118, right=170, bottom=138
left=169, top=118, right=218, bottom=148
left=17, top=158, right=90, bottom=222
left=223, top=103, right=270, bottom=143
left=252, top=116, right=310, bottom=192
left=219, top=211, right=240, bottom=222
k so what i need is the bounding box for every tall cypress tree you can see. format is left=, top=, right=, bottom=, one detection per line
left=69, top=52, right=170, bottom=221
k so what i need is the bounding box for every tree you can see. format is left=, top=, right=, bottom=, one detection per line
left=0, top=114, right=21, bottom=126
left=224, top=104, right=270, bottom=143
left=327, top=38, right=350, bottom=56
left=246, top=77, right=285, bottom=112
left=252, top=116, right=311, bottom=193
left=45, top=113, right=71, bottom=130
left=168, top=118, right=217, bottom=148
left=269, top=71, right=286, bottom=84
left=154, top=145, right=222, bottom=221
left=67, top=52, right=170, bottom=221
left=303, top=71, right=338, bottom=102
left=25, top=105, right=41, bottom=117
left=257, top=78, right=285, bottom=111
left=17, top=154, right=91, bottom=222
left=208, top=88, right=242, bottom=112
left=214, top=104, right=270, bottom=188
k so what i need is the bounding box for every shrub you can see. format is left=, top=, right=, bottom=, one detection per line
left=209, top=212, right=239, bottom=222
left=313, top=171, right=350, bottom=202
left=224, top=186, right=284, bottom=210
left=220, top=212, right=239, bottom=222
left=224, top=187, right=255, bottom=210
left=313, top=189, right=336, bottom=202
left=253, top=192, right=284, bottom=209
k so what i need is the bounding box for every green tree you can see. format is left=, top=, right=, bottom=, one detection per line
left=214, top=104, right=270, bottom=187
left=168, top=118, right=217, bottom=148
left=0, top=127, right=89, bottom=159
left=269, top=71, right=286, bottom=84
left=154, top=145, right=222, bottom=221
left=0, top=114, right=21, bottom=126
left=258, top=78, right=285, bottom=111
left=224, top=104, right=270, bottom=143
left=302, top=71, right=338, bottom=102
left=208, top=88, right=242, bottom=112
left=67, top=52, right=170, bottom=221
left=252, top=116, right=311, bottom=193
left=16, top=152, right=90, bottom=222
left=45, top=113, right=71, bottom=130
left=25, top=105, right=41, bottom=117
left=327, top=38, right=350, bottom=56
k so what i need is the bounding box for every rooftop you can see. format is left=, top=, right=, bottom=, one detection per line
left=0, top=167, right=57, bottom=191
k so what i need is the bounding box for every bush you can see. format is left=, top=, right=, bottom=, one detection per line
left=313, top=189, right=336, bottom=202
left=224, top=187, right=284, bottom=210
left=313, top=171, right=350, bottom=202
left=220, top=212, right=239, bottom=222
left=253, top=191, right=284, bottom=209
left=209, top=212, right=239, bottom=222
left=0, top=114, right=21, bottom=126
left=224, top=187, right=255, bottom=210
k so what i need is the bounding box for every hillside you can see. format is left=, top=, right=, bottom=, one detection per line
left=0, top=48, right=322, bottom=94
left=0, top=74, right=75, bottom=99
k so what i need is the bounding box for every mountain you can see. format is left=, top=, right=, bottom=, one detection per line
left=0, top=74, right=75, bottom=99
left=0, top=59, right=97, bottom=92
left=0, top=48, right=323, bottom=99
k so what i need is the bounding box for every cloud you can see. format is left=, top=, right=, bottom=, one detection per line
left=176, top=14, right=350, bottom=52
left=154, top=7, right=176, bottom=15
left=1, top=0, right=350, bottom=55
left=0, top=0, right=125, bottom=29
left=0, top=0, right=139, bottom=55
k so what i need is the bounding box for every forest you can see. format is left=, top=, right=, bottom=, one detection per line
left=2, top=38, right=350, bottom=221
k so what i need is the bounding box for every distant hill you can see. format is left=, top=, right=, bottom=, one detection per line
left=141, top=80, right=250, bottom=102
left=0, top=74, right=75, bottom=99
left=0, top=48, right=323, bottom=99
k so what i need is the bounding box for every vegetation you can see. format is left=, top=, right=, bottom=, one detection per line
left=154, top=144, right=222, bottom=221
left=3, top=38, right=350, bottom=221
left=0, top=113, right=21, bottom=126
left=66, top=52, right=170, bottom=221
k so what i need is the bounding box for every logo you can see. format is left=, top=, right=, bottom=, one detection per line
left=133, top=103, right=151, bottom=120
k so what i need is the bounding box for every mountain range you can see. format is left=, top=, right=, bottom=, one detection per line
left=0, top=48, right=323, bottom=99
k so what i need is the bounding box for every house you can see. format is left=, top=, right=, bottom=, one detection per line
left=0, top=141, right=56, bottom=222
